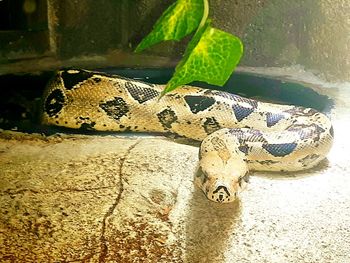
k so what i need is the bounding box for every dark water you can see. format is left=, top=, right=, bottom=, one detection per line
left=0, top=68, right=334, bottom=134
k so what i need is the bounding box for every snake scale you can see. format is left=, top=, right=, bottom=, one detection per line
left=41, top=69, right=334, bottom=203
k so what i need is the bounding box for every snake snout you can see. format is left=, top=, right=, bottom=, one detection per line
left=209, top=184, right=235, bottom=203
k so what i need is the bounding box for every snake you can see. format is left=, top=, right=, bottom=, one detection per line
left=41, top=69, right=334, bottom=203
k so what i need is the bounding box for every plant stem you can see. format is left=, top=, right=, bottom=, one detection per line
left=197, top=0, right=209, bottom=32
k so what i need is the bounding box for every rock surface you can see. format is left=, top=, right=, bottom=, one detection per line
left=1, top=80, right=350, bottom=262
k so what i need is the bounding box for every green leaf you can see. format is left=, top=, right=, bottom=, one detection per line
left=135, top=0, right=203, bottom=52
left=162, top=24, right=243, bottom=95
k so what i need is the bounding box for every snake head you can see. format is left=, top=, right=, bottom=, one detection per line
left=197, top=130, right=250, bottom=203
left=196, top=154, right=249, bottom=203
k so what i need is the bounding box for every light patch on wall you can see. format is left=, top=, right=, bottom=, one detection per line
left=23, top=0, right=36, bottom=14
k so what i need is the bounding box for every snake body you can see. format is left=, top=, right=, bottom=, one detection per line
left=41, top=69, right=334, bottom=203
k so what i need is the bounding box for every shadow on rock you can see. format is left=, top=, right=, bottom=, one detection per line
left=184, top=187, right=242, bottom=263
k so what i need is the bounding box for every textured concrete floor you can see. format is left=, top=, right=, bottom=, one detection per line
left=0, top=69, right=349, bottom=262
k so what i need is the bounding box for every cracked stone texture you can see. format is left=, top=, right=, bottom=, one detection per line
left=0, top=135, right=198, bottom=262
left=1, top=72, right=350, bottom=262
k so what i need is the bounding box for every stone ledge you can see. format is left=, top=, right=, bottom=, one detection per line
left=0, top=133, right=198, bottom=262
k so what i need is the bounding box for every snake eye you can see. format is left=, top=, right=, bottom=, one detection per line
left=196, top=166, right=209, bottom=184
left=238, top=173, right=250, bottom=187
